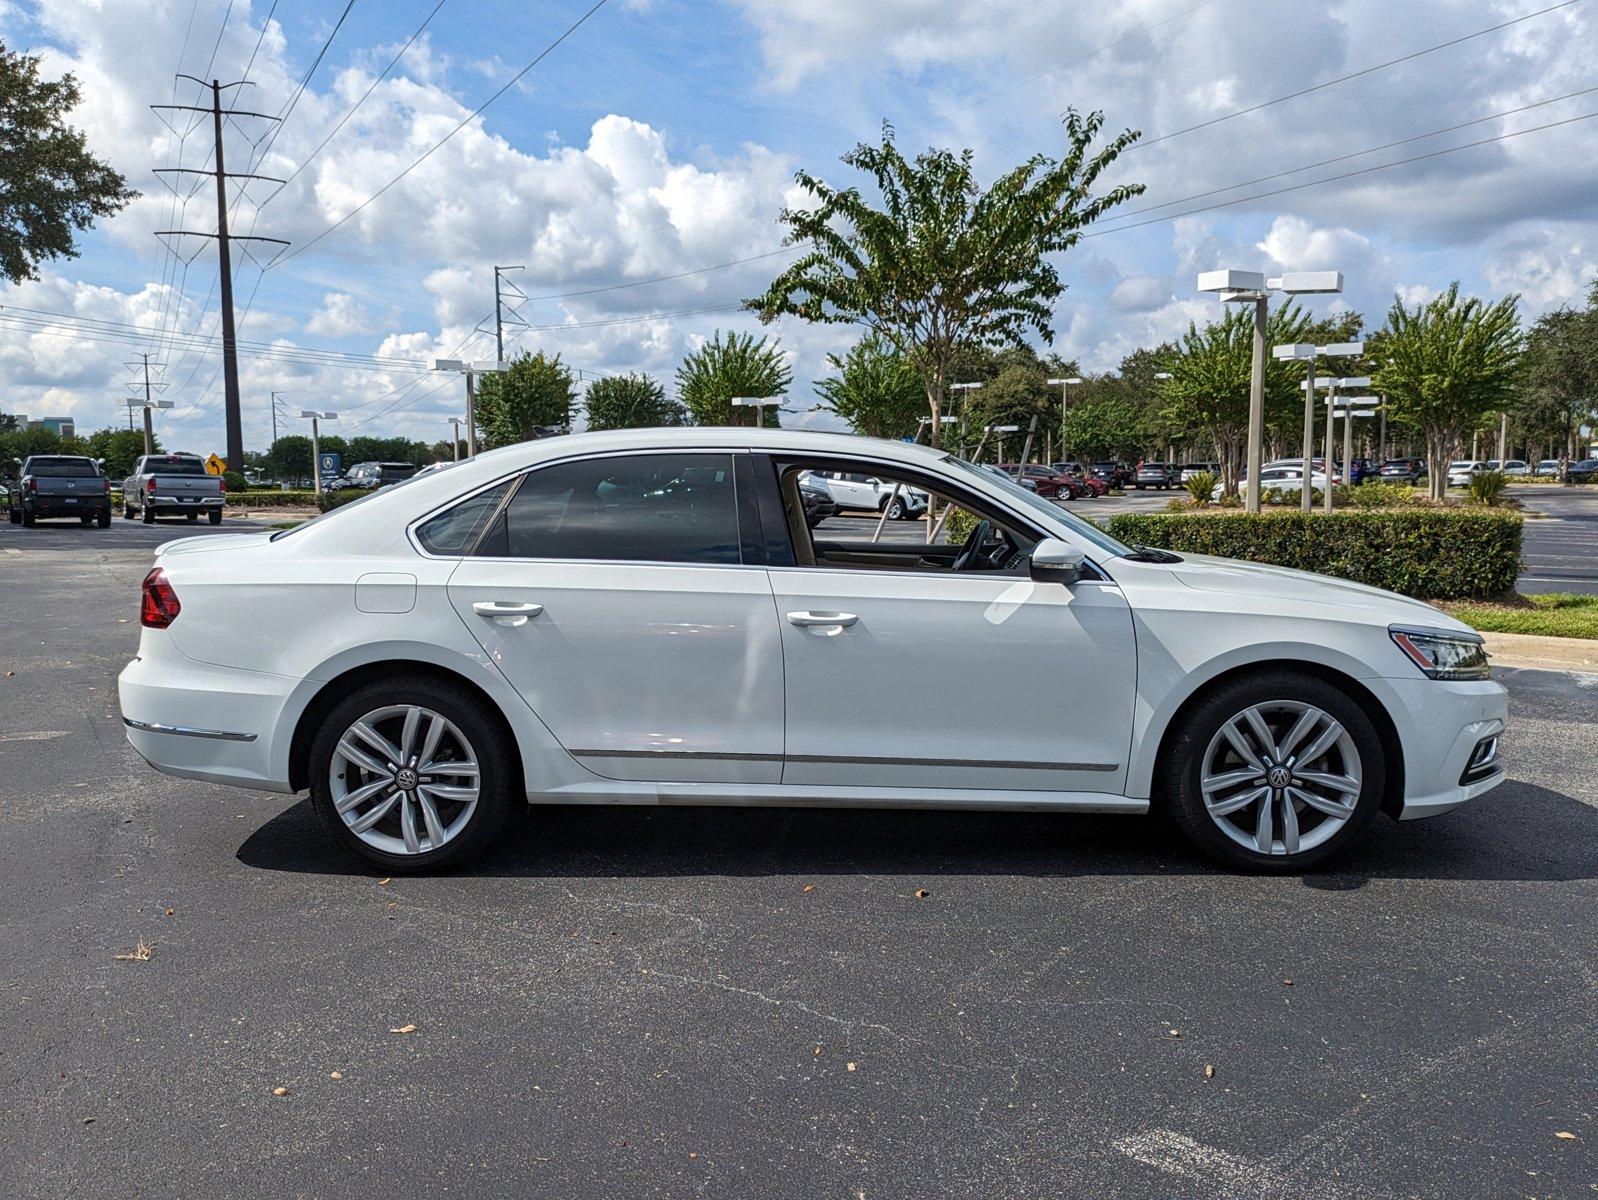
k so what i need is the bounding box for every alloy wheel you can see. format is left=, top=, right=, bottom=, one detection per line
left=329, top=704, right=481, bottom=856
left=1199, top=699, right=1362, bottom=857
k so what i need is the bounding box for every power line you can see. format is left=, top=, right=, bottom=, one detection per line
left=1129, top=0, right=1584, bottom=151
left=1082, top=108, right=1598, bottom=237
left=522, top=247, right=799, bottom=303
left=1100, top=83, right=1598, bottom=222
left=269, top=0, right=612, bottom=270
left=259, top=0, right=447, bottom=207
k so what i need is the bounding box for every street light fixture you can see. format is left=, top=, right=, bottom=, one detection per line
left=124, top=397, right=174, bottom=456
left=1199, top=268, right=1345, bottom=511
left=298, top=409, right=338, bottom=496
left=731, top=395, right=784, bottom=428
left=434, top=358, right=507, bottom=458
left=1273, top=340, right=1364, bottom=511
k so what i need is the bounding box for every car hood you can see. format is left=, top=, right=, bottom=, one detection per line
left=1159, top=552, right=1467, bottom=631
left=155, top=532, right=275, bottom=559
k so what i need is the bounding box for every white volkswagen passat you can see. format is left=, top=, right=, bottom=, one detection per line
left=118, top=428, right=1506, bottom=873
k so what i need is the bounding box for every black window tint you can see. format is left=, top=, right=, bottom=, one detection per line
left=28, top=457, right=98, bottom=477
left=416, top=481, right=512, bottom=555
left=481, top=453, right=740, bottom=565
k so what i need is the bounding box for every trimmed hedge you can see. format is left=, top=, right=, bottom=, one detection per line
left=225, top=489, right=319, bottom=509
left=1105, top=508, right=1522, bottom=600
left=316, top=489, right=365, bottom=512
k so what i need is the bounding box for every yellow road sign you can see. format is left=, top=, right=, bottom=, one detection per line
left=204, top=453, right=227, bottom=476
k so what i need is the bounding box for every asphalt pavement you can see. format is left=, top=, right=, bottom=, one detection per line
left=0, top=532, right=1594, bottom=1198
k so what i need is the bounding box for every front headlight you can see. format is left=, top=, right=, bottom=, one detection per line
left=1389, top=626, right=1491, bottom=681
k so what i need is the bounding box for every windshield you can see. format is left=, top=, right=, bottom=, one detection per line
left=28, top=457, right=98, bottom=477
left=944, top=456, right=1130, bottom=557
left=269, top=461, right=456, bottom=540
left=145, top=456, right=207, bottom=476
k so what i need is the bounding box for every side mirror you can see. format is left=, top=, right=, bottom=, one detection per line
left=1030, top=538, right=1085, bottom=584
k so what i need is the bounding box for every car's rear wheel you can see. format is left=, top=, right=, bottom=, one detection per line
left=96, top=508, right=111, bottom=528
left=7, top=505, right=18, bottom=525
left=20, top=506, right=34, bottom=527
left=1161, top=670, right=1385, bottom=872
left=885, top=496, right=906, bottom=519
left=208, top=509, right=222, bottom=525
left=141, top=503, right=154, bottom=524
left=310, top=677, right=516, bottom=873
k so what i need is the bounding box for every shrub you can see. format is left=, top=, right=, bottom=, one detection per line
left=1105, top=508, right=1522, bottom=599
left=1183, top=470, right=1218, bottom=506
left=1467, top=469, right=1509, bottom=507
left=316, top=489, right=364, bottom=513
left=222, top=470, right=248, bottom=493
left=224, top=489, right=319, bottom=509
left=1352, top=481, right=1413, bottom=509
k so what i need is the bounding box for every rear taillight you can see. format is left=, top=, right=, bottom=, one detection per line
left=218, top=476, right=227, bottom=494
left=145, top=478, right=156, bottom=494
left=140, top=568, right=180, bottom=629
left=27, top=478, right=36, bottom=494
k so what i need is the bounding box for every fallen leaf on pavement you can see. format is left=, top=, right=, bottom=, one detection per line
left=813, top=1045, right=823, bottom=1056
left=914, top=888, right=929, bottom=899
left=1204, top=1064, right=1214, bottom=1079
left=390, top=1023, right=417, bottom=1035
left=802, top=884, right=814, bottom=893
left=330, top=1071, right=343, bottom=1080
left=846, top=1062, right=857, bottom=1072
left=114, top=940, right=152, bottom=962
left=1555, top=1131, right=1577, bottom=1140
left=164, top=908, right=174, bottom=917
left=378, top=878, right=391, bottom=887
left=272, top=1087, right=289, bottom=1097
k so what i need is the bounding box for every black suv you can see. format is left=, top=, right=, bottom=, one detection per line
left=1379, top=458, right=1425, bottom=485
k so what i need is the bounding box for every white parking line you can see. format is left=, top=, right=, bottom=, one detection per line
left=3, top=548, right=20, bottom=556
left=0, top=731, right=69, bottom=742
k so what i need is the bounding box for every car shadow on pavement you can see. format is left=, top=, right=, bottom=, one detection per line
left=237, top=778, right=1596, bottom=884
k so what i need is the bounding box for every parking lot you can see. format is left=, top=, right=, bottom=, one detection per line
left=1, top=491, right=1595, bottom=1198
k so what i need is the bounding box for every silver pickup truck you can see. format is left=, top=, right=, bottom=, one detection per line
left=122, top=453, right=226, bottom=525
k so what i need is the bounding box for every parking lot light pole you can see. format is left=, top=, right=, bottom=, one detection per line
left=1199, top=270, right=1345, bottom=512
left=1339, top=396, right=1379, bottom=492
left=448, top=418, right=465, bottom=461
left=731, top=395, right=785, bottom=428
left=948, top=381, right=983, bottom=452
left=1046, top=376, right=1082, bottom=462
left=434, top=359, right=506, bottom=457
left=1275, top=342, right=1363, bottom=511
left=299, top=410, right=337, bottom=496
left=125, top=398, right=174, bottom=456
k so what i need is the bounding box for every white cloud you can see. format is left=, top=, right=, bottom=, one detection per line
left=305, top=292, right=377, bottom=337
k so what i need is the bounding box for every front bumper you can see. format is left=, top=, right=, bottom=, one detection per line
left=118, top=645, right=297, bottom=793
left=1384, top=676, right=1509, bottom=820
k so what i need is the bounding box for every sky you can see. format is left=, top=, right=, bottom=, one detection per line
left=2, top=0, right=1595, bottom=452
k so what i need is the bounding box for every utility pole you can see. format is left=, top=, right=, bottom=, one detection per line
left=270, top=391, right=283, bottom=445
left=494, top=266, right=525, bottom=365
left=152, top=77, right=288, bottom=473
left=449, top=418, right=464, bottom=461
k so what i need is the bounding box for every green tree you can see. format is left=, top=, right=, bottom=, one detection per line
left=1371, top=283, right=1523, bottom=499
left=1059, top=379, right=1148, bottom=463
left=747, top=112, right=1143, bottom=445
left=675, top=330, right=791, bottom=427
left=0, top=412, right=18, bottom=433
left=0, top=45, right=135, bottom=284
left=265, top=435, right=313, bottom=483
left=475, top=350, right=576, bottom=447
left=85, top=427, right=156, bottom=477
left=1517, top=294, right=1598, bottom=470
left=583, top=372, right=685, bottom=431
left=813, top=333, right=925, bottom=439
left=1159, top=303, right=1314, bottom=493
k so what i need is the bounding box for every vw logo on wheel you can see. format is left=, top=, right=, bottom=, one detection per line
left=1267, top=766, right=1292, bottom=789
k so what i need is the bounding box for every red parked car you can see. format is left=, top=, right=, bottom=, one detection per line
left=998, top=463, right=1083, bottom=499
left=1052, top=463, right=1107, bottom=497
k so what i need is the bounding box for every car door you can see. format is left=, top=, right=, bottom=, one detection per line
left=759, top=454, right=1137, bottom=795
left=444, top=450, right=785, bottom=785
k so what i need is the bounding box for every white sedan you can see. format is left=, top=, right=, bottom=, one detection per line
left=1446, top=460, right=1488, bottom=487
left=119, top=428, right=1506, bottom=873
left=1213, top=465, right=1332, bottom=502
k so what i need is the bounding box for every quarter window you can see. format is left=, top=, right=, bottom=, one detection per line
left=415, top=480, right=513, bottom=556
left=478, top=452, right=741, bottom=565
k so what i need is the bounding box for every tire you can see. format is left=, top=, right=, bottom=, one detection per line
left=8, top=505, right=20, bottom=525
left=21, top=505, right=35, bottom=527
left=141, top=503, right=154, bottom=524
left=207, top=509, right=222, bottom=525
left=80, top=515, right=93, bottom=526
left=886, top=498, right=905, bottom=520
left=97, top=508, right=111, bottom=528
left=1160, top=669, right=1386, bottom=872
left=122, top=499, right=133, bottom=518
left=186, top=512, right=199, bottom=522
left=310, top=675, right=517, bottom=873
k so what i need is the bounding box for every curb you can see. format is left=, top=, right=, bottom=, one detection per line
left=1482, top=630, right=1598, bottom=675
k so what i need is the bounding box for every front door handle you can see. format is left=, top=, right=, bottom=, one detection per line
left=786, top=610, right=858, bottom=628
left=472, top=600, right=543, bottom=627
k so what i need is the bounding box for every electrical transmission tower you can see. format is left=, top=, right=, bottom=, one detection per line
left=492, top=265, right=527, bottom=363
left=152, top=76, right=289, bottom=472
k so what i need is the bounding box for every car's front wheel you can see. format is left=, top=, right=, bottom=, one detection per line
left=1161, top=670, right=1385, bottom=872
left=310, top=676, right=516, bottom=873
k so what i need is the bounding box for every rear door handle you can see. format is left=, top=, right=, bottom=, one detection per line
left=472, top=600, right=543, bottom=627
left=786, top=610, right=858, bottom=628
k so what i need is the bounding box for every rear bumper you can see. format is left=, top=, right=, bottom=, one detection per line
left=118, top=647, right=296, bottom=793
left=27, top=497, right=109, bottom=515
left=149, top=494, right=224, bottom=509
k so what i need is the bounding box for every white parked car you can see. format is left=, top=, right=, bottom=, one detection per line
left=1496, top=460, right=1528, bottom=477
left=1214, top=465, right=1332, bottom=502
left=801, top=469, right=926, bottom=519
left=1446, top=460, right=1488, bottom=487
left=1534, top=459, right=1560, bottom=477
left=119, top=429, right=1506, bottom=873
